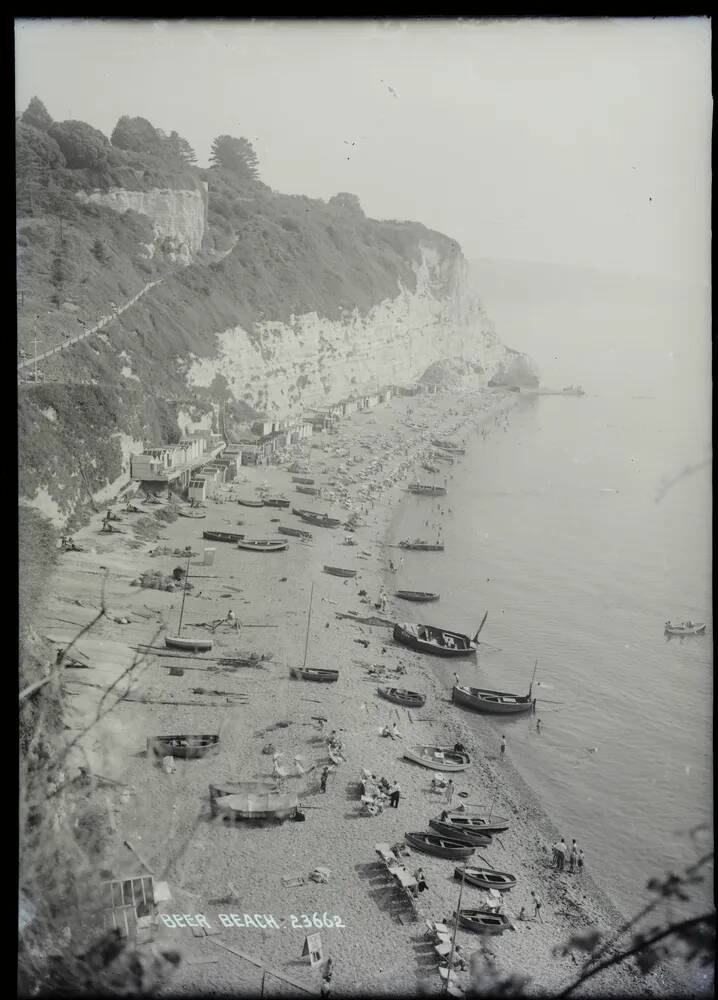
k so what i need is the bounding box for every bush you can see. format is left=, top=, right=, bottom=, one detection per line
left=48, top=120, right=110, bottom=170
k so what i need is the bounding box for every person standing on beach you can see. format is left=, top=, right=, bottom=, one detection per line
left=320, top=766, right=330, bottom=793
left=500, top=735, right=506, bottom=760
left=551, top=841, right=561, bottom=868
left=557, top=839, right=567, bottom=871
left=530, top=890, right=543, bottom=922
left=389, top=781, right=401, bottom=808
left=569, top=840, right=578, bottom=873
left=444, top=779, right=454, bottom=805
left=577, top=849, right=585, bottom=874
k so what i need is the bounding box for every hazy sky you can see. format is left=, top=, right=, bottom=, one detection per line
left=15, top=17, right=711, bottom=284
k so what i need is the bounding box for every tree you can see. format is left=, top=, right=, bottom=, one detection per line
left=328, top=192, right=365, bottom=217
left=209, top=135, right=259, bottom=178
left=21, top=96, right=53, bottom=131
left=110, top=115, right=163, bottom=155
left=47, top=121, right=110, bottom=169
left=164, top=130, right=197, bottom=165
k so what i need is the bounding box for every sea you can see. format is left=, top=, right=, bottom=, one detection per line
left=391, top=282, right=713, bottom=920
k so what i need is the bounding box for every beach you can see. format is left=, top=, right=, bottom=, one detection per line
left=34, top=387, right=682, bottom=998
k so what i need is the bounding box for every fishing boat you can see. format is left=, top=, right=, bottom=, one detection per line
left=277, top=525, right=313, bottom=539
left=428, top=820, right=492, bottom=847
left=403, top=746, right=470, bottom=771
left=453, top=661, right=537, bottom=715
left=323, top=565, right=357, bottom=578
left=458, top=909, right=510, bottom=934
left=203, top=529, right=245, bottom=543
left=433, top=811, right=509, bottom=835
left=398, top=540, right=444, bottom=551
left=296, top=485, right=320, bottom=496
left=236, top=538, right=288, bottom=552
left=177, top=508, right=206, bottom=519
left=404, top=831, right=474, bottom=860
left=210, top=787, right=299, bottom=822
left=407, top=483, right=447, bottom=496
left=455, top=867, right=516, bottom=891
left=263, top=497, right=290, bottom=509
left=292, top=508, right=342, bottom=528
left=432, top=439, right=466, bottom=455
left=237, top=496, right=264, bottom=507
left=147, top=734, right=219, bottom=759
left=664, top=620, right=706, bottom=636
left=292, top=476, right=315, bottom=485
left=377, top=687, right=426, bottom=708
left=393, top=619, right=485, bottom=657
left=165, top=555, right=213, bottom=651
left=290, top=667, right=338, bottom=683
left=394, top=590, right=440, bottom=602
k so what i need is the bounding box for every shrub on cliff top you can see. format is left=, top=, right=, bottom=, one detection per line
left=47, top=120, right=111, bottom=170
left=21, top=96, right=54, bottom=132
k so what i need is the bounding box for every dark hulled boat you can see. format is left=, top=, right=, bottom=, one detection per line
left=458, top=909, right=510, bottom=934
left=394, top=590, right=440, bottom=602
left=147, top=734, right=220, bottom=759
left=377, top=687, right=426, bottom=708
left=404, top=831, right=474, bottom=859
left=407, top=483, right=447, bottom=496
left=203, top=529, right=245, bottom=543
left=394, top=622, right=480, bottom=657
left=292, top=507, right=342, bottom=528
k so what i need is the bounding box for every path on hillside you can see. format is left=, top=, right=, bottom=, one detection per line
left=17, top=235, right=238, bottom=374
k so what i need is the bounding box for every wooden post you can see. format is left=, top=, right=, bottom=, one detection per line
left=445, top=862, right=466, bottom=992
left=176, top=553, right=192, bottom=637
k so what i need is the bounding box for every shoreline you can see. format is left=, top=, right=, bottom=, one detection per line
left=25, top=386, right=683, bottom=997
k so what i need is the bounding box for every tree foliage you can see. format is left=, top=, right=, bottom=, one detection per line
left=165, top=130, right=197, bottom=165
left=47, top=120, right=110, bottom=170
left=21, top=96, right=54, bottom=131
left=110, top=115, right=164, bottom=155
left=209, top=134, right=259, bottom=178
left=328, top=191, right=365, bottom=217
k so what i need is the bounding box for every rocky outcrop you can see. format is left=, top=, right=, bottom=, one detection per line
left=185, top=244, right=531, bottom=417
left=75, top=184, right=207, bottom=262
left=488, top=347, right=540, bottom=388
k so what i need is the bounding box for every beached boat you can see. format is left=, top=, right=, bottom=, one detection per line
left=407, top=483, right=447, bottom=496
left=458, top=909, right=510, bottom=934
left=404, top=832, right=474, bottom=860
left=296, top=485, right=320, bottom=496
left=394, top=590, right=440, bottom=603
left=427, top=820, right=492, bottom=847
left=422, top=463, right=440, bottom=473
left=289, top=667, right=338, bottom=683
left=323, top=565, right=357, bottom=578
left=177, top=508, right=206, bottom=519
left=292, top=508, right=342, bottom=528
left=277, top=525, right=313, bottom=539
left=455, top=866, right=516, bottom=891
left=398, top=540, right=444, bottom=551
left=263, top=497, right=290, bottom=508
left=236, top=538, right=288, bottom=552
left=210, top=787, right=299, bottom=822
left=453, top=685, right=535, bottom=715
left=432, top=439, right=466, bottom=455
left=292, top=476, right=315, bottom=485
left=209, top=780, right=278, bottom=798
left=377, top=687, right=426, bottom=708
left=147, top=734, right=219, bottom=759
left=664, top=620, right=706, bottom=635
left=403, top=746, right=470, bottom=771
left=237, top=497, right=264, bottom=507
left=433, top=811, right=509, bottom=835
left=203, top=529, right=245, bottom=543
left=394, top=622, right=481, bottom=657
left=165, top=634, right=214, bottom=652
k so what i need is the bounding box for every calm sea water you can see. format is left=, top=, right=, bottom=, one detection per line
left=393, top=294, right=712, bottom=918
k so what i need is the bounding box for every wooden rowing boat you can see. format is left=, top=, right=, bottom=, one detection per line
left=393, top=622, right=480, bottom=658
left=289, top=667, right=338, bottom=683
left=394, top=590, right=440, bottom=602
left=236, top=538, right=288, bottom=552
left=237, top=497, right=264, bottom=507
left=407, top=483, right=447, bottom=496
left=296, top=485, right=320, bottom=496
left=210, top=786, right=299, bottom=821
left=377, top=687, right=426, bottom=708
left=458, top=909, right=510, bottom=934
left=438, top=811, right=509, bottom=835
left=292, top=476, right=315, bottom=485
left=453, top=685, right=535, bottom=715
left=664, top=620, right=706, bottom=635
left=177, top=509, right=206, bottom=519
left=323, top=565, right=357, bottom=578
left=209, top=780, right=278, bottom=798
left=291, top=508, right=342, bottom=528
left=263, top=497, right=290, bottom=508
left=278, top=525, right=313, bottom=539
left=403, top=745, right=470, bottom=771
left=455, top=866, right=516, bottom=891
left=432, top=439, right=466, bottom=455
left=203, top=530, right=245, bottom=543
left=422, top=463, right=440, bottom=473
left=404, top=831, right=474, bottom=860
left=165, top=634, right=213, bottom=652
left=428, top=819, right=492, bottom=846
left=147, top=734, right=220, bottom=759
left=398, top=540, right=444, bottom=551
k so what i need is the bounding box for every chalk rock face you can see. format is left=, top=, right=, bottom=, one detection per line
left=488, top=347, right=540, bottom=388
left=75, top=185, right=207, bottom=262
left=186, top=244, right=532, bottom=418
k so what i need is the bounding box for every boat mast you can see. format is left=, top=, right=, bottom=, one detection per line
left=176, top=553, right=192, bottom=637
left=302, top=583, right=314, bottom=670
left=528, top=659, right=538, bottom=700
left=473, top=610, right=488, bottom=644
left=445, top=862, right=467, bottom=993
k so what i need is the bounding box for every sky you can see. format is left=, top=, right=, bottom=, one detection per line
left=15, top=17, right=712, bottom=284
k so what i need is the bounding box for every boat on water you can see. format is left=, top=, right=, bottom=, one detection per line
left=165, top=555, right=214, bottom=651
left=404, top=831, right=474, bottom=860
left=664, top=620, right=706, bottom=636
left=236, top=538, right=288, bottom=552
left=296, top=485, right=320, bottom=496
left=399, top=539, right=444, bottom=551
left=393, top=621, right=483, bottom=658
left=428, top=820, right=492, bottom=846
left=292, top=507, right=342, bottom=528
left=263, top=497, right=290, bottom=509
left=147, top=734, right=219, bottom=759
left=394, top=590, right=440, bottom=603
left=210, top=786, right=299, bottom=822
left=453, top=661, right=537, bottom=715
left=237, top=497, right=264, bottom=507
left=403, top=745, right=470, bottom=771
left=455, top=866, right=516, bottom=891
left=177, top=508, right=206, bottom=519
left=203, top=529, right=245, bottom=543
left=433, top=811, right=509, bottom=835
left=323, top=565, right=357, bottom=578
left=290, top=667, right=338, bottom=683
left=377, top=687, right=426, bottom=708
left=458, top=909, right=511, bottom=934
left=277, top=525, right=313, bottom=539
left=407, top=483, right=447, bottom=496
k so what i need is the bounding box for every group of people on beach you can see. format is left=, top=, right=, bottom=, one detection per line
left=552, top=837, right=584, bottom=874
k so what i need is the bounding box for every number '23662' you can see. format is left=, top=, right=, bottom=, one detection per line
left=290, top=913, right=345, bottom=929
